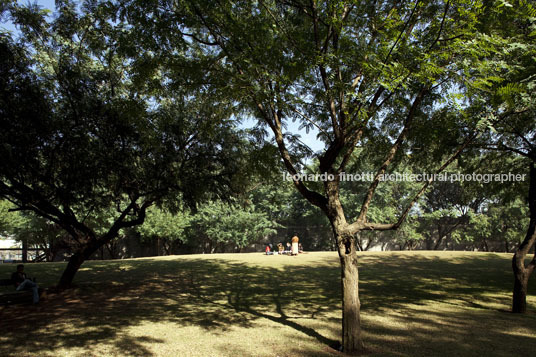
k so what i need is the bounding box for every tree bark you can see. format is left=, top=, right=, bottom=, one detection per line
left=512, top=220, right=536, bottom=313
left=58, top=237, right=109, bottom=289
left=336, top=231, right=365, bottom=353
left=58, top=250, right=86, bottom=289
left=512, top=268, right=528, bottom=313
left=512, top=162, right=536, bottom=313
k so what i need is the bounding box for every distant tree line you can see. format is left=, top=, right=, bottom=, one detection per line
left=2, top=153, right=529, bottom=257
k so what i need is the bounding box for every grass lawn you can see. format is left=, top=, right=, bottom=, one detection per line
left=0, top=251, right=535, bottom=356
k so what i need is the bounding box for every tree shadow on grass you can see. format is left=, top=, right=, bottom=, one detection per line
left=362, top=303, right=536, bottom=356
left=350, top=252, right=536, bottom=311
left=186, top=266, right=340, bottom=348
left=0, top=252, right=534, bottom=356
left=0, top=258, right=342, bottom=356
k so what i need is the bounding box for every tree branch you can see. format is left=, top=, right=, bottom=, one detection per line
left=428, top=0, right=451, bottom=51
left=383, top=0, right=421, bottom=65
left=352, top=132, right=477, bottom=233
left=357, top=87, right=427, bottom=223
left=268, top=103, right=329, bottom=210
left=0, top=180, right=95, bottom=240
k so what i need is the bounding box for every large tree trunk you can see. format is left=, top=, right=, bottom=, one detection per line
left=512, top=222, right=536, bottom=313
left=56, top=200, right=149, bottom=289
left=58, top=238, right=108, bottom=289
left=323, top=177, right=366, bottom=353
left=58, top=250, right=86, bottom=289
left=336, top=231, right=365, bottom=353
left=512, top=163, right=536, bottom=313
left=512, top=267, right=529, bottom=313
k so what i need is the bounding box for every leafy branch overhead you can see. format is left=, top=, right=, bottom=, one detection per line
left=0, top=1, right=248, bottom=287
left=123, top=0, right=500, bottom=234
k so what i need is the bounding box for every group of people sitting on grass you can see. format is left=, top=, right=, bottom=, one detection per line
left=265, top=236, right=303, bottom=256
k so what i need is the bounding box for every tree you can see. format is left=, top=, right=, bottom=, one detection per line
left=459, top=200, right=529, bottom=252
left=339, top=154, right=427, bottom=251
left=189, top=201, right=279, bottom=253
left=1, top=200, right=74, bottom=262
left=417, top=179, right=474, bottom=250
left=0, top=200, right=23, bottom=236
left=460, top=0, right=536, bottom=312
left=0, top=2, right=244, bottom=288
left=136, top=207, right=191, bottom=255
left=119, top=0, right=502, bottom=351
left=11, top=213, right=71, bottom=262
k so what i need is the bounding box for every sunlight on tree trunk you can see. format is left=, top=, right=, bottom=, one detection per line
left=338, top=237, right=365, bottom=353
left=511, top=163, right=536, bottom=313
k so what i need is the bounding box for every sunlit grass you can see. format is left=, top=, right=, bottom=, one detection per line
left=0, top=251, right=535, bottom=356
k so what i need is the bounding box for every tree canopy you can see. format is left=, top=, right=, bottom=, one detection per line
left=0, top=1, right=247, bottom=287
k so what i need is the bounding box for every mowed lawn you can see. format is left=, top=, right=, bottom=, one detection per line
left=0, top=251, right=535, bottom=357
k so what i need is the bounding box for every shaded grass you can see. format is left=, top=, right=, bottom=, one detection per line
left=0, top=251, right=535, bottom=356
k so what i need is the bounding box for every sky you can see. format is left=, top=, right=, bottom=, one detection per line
left=2, top=0, right=325, bottom=153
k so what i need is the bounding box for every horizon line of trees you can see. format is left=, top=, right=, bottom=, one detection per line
left=2, top=159, right=530, bottom=258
